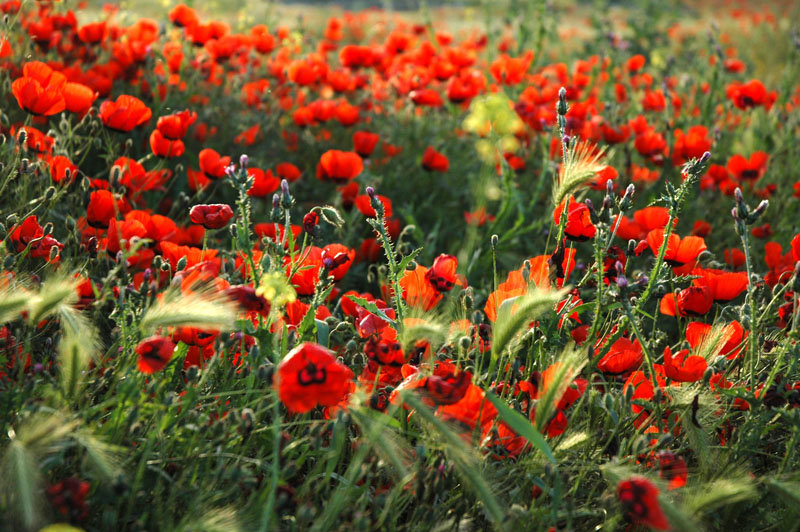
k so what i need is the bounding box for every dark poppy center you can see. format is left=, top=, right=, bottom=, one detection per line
left=298, top=362, right=327, bottom=386
left=740, top=169, right=759, bottom=179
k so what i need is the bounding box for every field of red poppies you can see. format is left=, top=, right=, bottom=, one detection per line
left=2, top=0, right=800, bottom=530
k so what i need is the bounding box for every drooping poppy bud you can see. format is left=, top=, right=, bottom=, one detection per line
left=189, top=204, right=234, bottom=230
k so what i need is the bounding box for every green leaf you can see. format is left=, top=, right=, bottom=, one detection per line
left=484, top=391, right=556, bottom=464
left=346, top=295, right=396, bottom=327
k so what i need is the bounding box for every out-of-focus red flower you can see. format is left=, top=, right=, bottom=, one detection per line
left=157, top=110, right=197, bottom=140
left=149, top=129, right=185, bottom=158
left=727, top=151, right=768, bottom=182
left=353, top=130, right=380, bottom=157
left=136, top=336, right=176, bottom=374
left=421, top=146, right=449, bottom=172
left=656, top=450, right=688, bottom=490
left=86, top=190, right=117, bottom=229
left=617, top=477, right=669, bottom=530
left=100, top=95, right=152, bottom=132
left=316, top=150, right=363, bottom=183
left=198, top=148, right=231, bottom=180
left=169, top=4, right=199, bottom=27
left=355, top=193, right=392, bottom=218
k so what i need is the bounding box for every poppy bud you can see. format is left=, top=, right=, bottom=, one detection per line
left=491, top=234, right=499, bottom=249
left=239, top=154, right=249, bottom=168
left=303, top=211, right=320, bottom=235
left=557, top=87, right=568, bottom=115
left=280, top=179, right=292, bottom=208
left=3, top=255, right=14, bottom=270
left=6, top=213, right=18, bottom=226
left=189, top=204, right=234, bottom=230
left=176, top=256, right=187, bottom=271
left=186, top=365, right=200, bottom=381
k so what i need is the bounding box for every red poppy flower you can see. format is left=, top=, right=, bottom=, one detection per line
left=99, top=95, right=152, bottom=132
left=426, top=254, right=459, bottom=292
left=353, top=131, right=380, bottom=157
left=663, top=345, right=706, bottom=382
left=136, top=336, right=176, bottom=374
left=225, top=285, right=270, bottom=314
left=11, top=74, right=65, bottom=116
left=198, top=148, right=231, bottom=180
left=321, top=243, right=355, bottom=281
left=597, top=337, right=643, bottom=374
left=62, top=82, right=97, bottom=115
left=8, top=215, right=44, bottom=252
left=489, top=51, right=533, bottom=85
left=686, top=320, right=746, bottom=360
left=627, top=54, right=646, bottom=72
left=409, top=89, right=443, bottom=107
left=77, top=21, right=107, bottom=44
left=645, top=229, right=706, bottom=267
left=246, top=168, right=280, bottom=197
left=727, top=79, right=771, bottom=110
left=691, top=268, right=748, bottom=302
left=106, top=217, right=147, bottom=255
left=157, top=110, right=198, bottom=140
left=421, top=146, right=449, bottom=172
left=675, top=285, right=714, bottom=316
left=400, top=265, right=444, bottom=311
left=86, top=190, right=117, bottom=229
left=48, top=155, right=78, bottom=185
left=554, top=196, right=596, bottom=241
left=276, top=162, right=302, bottom=182
left=149, top=129, right=185, bottom=158
left=316, top=150, right=363, bottom=183
left=169, top=3, right=199, bottom=27
left=189, top=204, right=234, bottom=229
left=617, top=477, right=669, bottom=530
left=275, top=342, right=354, bottom=414
left=727, top=152, right=768, bottom=181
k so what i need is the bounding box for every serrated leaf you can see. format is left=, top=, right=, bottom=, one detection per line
left=346, top=295, right=396, bottom=327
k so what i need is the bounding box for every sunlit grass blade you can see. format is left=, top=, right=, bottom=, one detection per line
left=491, top=287, right=567, bottom=361
left=140, top=288, right=236, bottom=333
